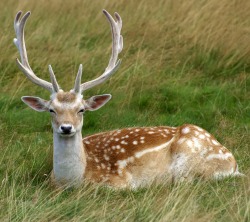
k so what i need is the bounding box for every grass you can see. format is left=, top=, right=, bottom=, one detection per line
left=0, top=0, right=249, bottom=221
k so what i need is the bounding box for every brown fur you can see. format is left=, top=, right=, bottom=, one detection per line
left=82, top=124, right=238, bottom=187
left=50, top=92, right=83, bottom=129
left=56, top=92, right=78, bottom=103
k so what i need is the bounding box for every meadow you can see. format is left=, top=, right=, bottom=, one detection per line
left=0, top=0, right=249, bottom=221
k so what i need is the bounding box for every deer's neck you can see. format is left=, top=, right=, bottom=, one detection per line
left=53, top=131, right=86, bottom=187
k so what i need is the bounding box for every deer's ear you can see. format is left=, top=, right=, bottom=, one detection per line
left=84, top=94, right=112, bottom=111
left=21, top=96, right=49, bottom=112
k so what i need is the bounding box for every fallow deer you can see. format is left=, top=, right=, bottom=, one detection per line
left=14, top=10, right=243, bottom=188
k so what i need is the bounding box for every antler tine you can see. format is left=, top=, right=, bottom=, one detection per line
left=73, top=64, right=83, bottom=94
left=48, top=65, right=60, bottom=92
left=14, top=11, right=59, bottom=93
left=14, top=11, right=31, bottom=70
left=79, top=10, right=123, bottom=93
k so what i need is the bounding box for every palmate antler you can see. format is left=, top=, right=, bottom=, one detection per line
left=14, top=11, right=60, bottom=93
left=14, top=10, right=123, bottom=95
left=73, top=10, right=123, bottom=94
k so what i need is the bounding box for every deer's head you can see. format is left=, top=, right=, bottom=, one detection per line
left=14, top=10, right=123, bottom=137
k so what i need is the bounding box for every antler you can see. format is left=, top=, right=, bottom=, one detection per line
left=13, top=11, right=60, bottom=93
left=73, top=10, right=123, bottom=94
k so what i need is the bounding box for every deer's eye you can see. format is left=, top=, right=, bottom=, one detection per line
left=49, top=109, right=56, bottom=114
left=78, top=109, right=85, bottom=114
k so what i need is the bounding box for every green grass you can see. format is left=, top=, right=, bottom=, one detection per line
left=0, top=0, right=249, bottom=221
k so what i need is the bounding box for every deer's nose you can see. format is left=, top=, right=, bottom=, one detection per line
left=60, top=124, right=72, bottom=134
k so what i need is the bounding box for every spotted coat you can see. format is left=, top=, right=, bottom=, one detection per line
left=82, top=124, right=239, bottom=188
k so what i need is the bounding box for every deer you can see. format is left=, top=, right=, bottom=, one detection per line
left=14, top=10, right=243, bottom=189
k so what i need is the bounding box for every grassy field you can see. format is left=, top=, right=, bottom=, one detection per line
left=0, top=0, right=249, bottom=221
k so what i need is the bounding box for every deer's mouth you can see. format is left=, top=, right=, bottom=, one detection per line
left=59, top=131, right=76, bottom=137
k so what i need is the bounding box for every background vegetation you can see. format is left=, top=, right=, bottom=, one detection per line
left=0, top=0, right=249, bottom=221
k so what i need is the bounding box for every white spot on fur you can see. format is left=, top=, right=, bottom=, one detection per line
left=115, top=138, right=119, bottom=141
left=116, top=145, right=121, bottom=149
left=135, top=129, right=140, bottom=132
left=195, top=126, right=204, bottom=132
left=94, top=157, right=99, bottom=163
left=120, top=148, right=125, bottom=153
left=205, top=132, right=211, bottom=138
left=101, top=163, right=106, bottom=169
left=199, top=134, right=205, bottom=139
left=148, top=131, right=155, bottom=134
left=182, top=127, right=190, bottom=134
left=85, top=140, right=90, bottom=144
left=164, top=129, right=169, bottom=133
left=104, top=154, right=110, bottom=161
left=211, top=139, right=220, bottom=146
left=121, top=140, right=128, bottom=145
left=133, top=141, right=138, bottom=145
